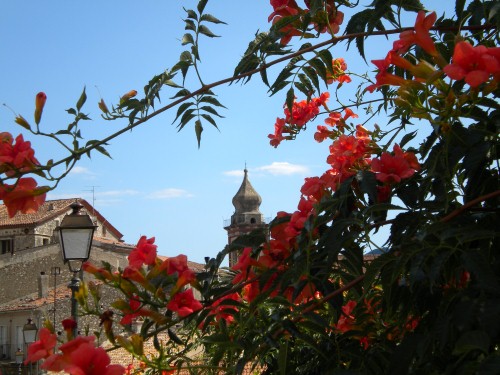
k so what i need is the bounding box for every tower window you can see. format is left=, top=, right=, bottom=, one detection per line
left=250, top=218, right=256, bottom=224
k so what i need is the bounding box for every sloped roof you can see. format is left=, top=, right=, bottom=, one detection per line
left=0, top=198, right=123, bottom=240
left=0, top=285, right=71, bottom=313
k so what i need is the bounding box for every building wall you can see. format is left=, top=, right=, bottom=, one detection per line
left=0, top=243, right=129, bottom=305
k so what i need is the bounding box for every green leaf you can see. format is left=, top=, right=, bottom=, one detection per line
left=198, top=24, right=219, bottom=38
left=399, top=130, right=417, bottom=148
left=170, top=88, right=191, bottom=99
left=453, top=330, right=490, bottom=355
left=168, top=328, right=184, bottom=345
left=200, top=105, right=224, bottom=118
left=76, top=86, right=87, bottom=112
left=95, top=144, right=112, bottom=159
left=200, top=13, right=226, bottom=24
left=184, top=18, right=196, bottom=32
left=278, top=340, right=288, bottom=375
left=201, top=114, right=219, bottom=129
left=233, top=55, right=260, bottom=82
left=455, top=0, right=466, bottom=22
left=184, top=8, right=198, bottom=21
left=308, top=58, right=327, bottom=81
left=177, top=110, right=196, bottom=131
left=181, top=33, right=194, bottom=45
left=356, top=170, right=377, bottom=204
left=303, top=66, right=320, bottom=93
left=197, top=0, right=208, bottom=14
left=285, top=87, right=294, bottom=115
left=172, top=102, right=194, bottom=124
left=317, top=49, right=334, bottom=74
left=179, top=50, right=193, bottom=62
left=195, top=119, right=203, bottom=147
left=66, top=108, right=77, bottom=115
left=199, top=95, right=227, bottom=108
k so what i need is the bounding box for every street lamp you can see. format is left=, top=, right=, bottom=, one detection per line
left=57, top=201, right=96, bottom=337
left=23, top=319, right=38, bottom=374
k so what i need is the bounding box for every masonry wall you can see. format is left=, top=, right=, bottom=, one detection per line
left=0, top=243, right=130, bottom=304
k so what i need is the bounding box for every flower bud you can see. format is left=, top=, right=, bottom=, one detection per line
left=15, top=115, right=31, bottom=130
left=98, top=98, right=109, bottom=114
left=119, top=90, right=137, bottom=104
left=34, top=92, right=47, bottom=125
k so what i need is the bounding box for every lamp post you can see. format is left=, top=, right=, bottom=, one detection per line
left=57, top=202, right=96, bottom=338
left=23, top=319, right=38, bottom=375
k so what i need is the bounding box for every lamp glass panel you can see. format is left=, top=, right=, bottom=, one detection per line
left=23, top=329, right=37, bottom=344
left=61, top=228, right=93, bottom=260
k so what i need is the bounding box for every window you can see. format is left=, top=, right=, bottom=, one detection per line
left=16, top=326, right=23, bottom=352
left=0, top=239, right=12, bottom=254
left=0, top=326, right=6, bottom=358
left=43, top=238, right=49, bottom=245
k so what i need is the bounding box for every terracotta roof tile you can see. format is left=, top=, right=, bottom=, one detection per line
left=0, top=198, right=123, bottom=240
left=0, top=285, right=71, bottom=313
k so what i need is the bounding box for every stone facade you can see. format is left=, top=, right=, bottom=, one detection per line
left=225, top=169, right=269, bottom=267
left=0, top=199, right=130, bottom=367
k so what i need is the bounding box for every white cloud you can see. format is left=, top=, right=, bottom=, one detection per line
left=97, top=190, right=139, bottom=197
left=224, top=162, right=309, bottom=178
left=147, top=188, right=194, bottom=199
left=256, top=162, right=309, bottom=176
left=223, top=170, right=245, bottom=177
left=70, top=166, right=94, bottom=175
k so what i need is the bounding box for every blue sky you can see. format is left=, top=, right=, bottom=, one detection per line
left=1, top=1, right=454, bottom=265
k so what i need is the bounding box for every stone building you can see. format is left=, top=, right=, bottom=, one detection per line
left=0, top=198, right=132, bottom=371
left=224, top=169, right=269, bottom=267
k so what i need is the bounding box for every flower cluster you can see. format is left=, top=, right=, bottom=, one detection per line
left=84, top=236, right=202, bottom=326
left=367, top=11, right=440, bottom=93
left=268, top=0, right=344, bottom=45
left=0, top=92, right=49, bottom=217
left=268, top=92, right=329, bottom=147
left=443, top=41, right=500, bottom=88
left=26, top=329, right=125, bottom=375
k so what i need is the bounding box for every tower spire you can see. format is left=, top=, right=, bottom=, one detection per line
left=224, top=168, right=268, bottom=267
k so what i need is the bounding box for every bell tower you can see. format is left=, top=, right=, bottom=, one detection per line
left=225, top=168, right=267, bottom=267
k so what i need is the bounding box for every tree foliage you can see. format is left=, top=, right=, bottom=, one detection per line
left=2, top=0, right=500, bottom=374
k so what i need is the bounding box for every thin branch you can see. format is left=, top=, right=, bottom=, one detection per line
left=45, top=23, right=495, bottom=171
left=441, top=190, right=500, bottom=223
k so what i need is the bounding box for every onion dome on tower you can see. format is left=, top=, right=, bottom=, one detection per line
left=225, top=168, right=268, bottom=267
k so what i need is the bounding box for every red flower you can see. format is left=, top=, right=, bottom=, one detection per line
left=206, top=292, right=241, bottom=325
left=167, top=289, right=203, bottom=317
left=336, top=300, right=357, bottom=333
left=394, top=11, right=438, bottom=56
left=0, top=177, right=47, bottom=218
left=371, top=145, right=419, bottom=184
left=268, top=117, right=287, bottom=147
left=314, top=125, right=332, bottom=143
left=119, top=295, right=152, bottom=325
left=0, top=133, right=40, bottom=176
left=443, top=41, right=500, bottom=88
left=326, top=134, right=371, bottom=183
left=327, top=58, right=351, bottom=84
left=127, top=236, right=157, bottom=268
left=232, top=247, right=259, bottom=285
left=268, top=0, right=300, bottom=22
left=64, top=342, right=124, bottom=375
left=25, top=328, right=57, bottom=363
left=159, top=254, right=196, bottom=289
